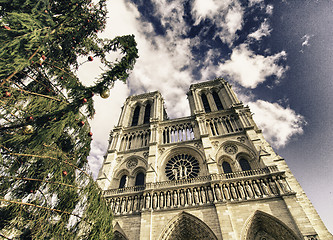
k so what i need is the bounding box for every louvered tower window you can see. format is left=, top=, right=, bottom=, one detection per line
left=201, top=94, right=211, bottom=113
left=131, top=106, right=140, bottom=126
left=143, top=103, right=151, bottom=124
left=212, top=91, right=224, bottom=110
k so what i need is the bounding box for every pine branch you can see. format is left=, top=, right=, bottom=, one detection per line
left=0, top=176, right=80, bottom=189
left=0, top=47, right=40, bottom=87
left=0, top=198, right=83, bottom=219
left=0, top=145, right=91, bottom=178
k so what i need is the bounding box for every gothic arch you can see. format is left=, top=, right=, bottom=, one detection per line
left=241, top=210, right=301, bottom=240
left=216, top=140, right=260, bottom=171
left=159, top=212, right=218, bottom=240
left=113, top=222, right=129, bottom=240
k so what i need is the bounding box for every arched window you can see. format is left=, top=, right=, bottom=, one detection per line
left=119, top=175, right=128, bottom=188
left=212, top=91, right=224, bottom=110
left=239, top=158, right=251, bottom=171
left=222, top=161, right=232, bottom=173
left=135, top=172, right=145, bottom=186
left=201, top=93, right=211, bottom=113
left=143, top=103, right=151, bottom=124
left=131, top=106, right=140, bottom=126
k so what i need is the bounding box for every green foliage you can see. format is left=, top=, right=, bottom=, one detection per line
left=0, top=0, right=138, bottom=238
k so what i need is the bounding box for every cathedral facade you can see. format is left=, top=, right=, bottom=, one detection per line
left=96, top=79, right=331, bottom=240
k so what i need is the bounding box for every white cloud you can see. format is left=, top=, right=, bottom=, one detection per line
left=87, top=81, right=129, bottom=178
left=248, top=100, right=306, bottom=148
left=248, top=19, right=272, bottom=41
left=217, top=44, right=288, bottom=88
left=79, top=0, right=293, bottom=177
left=191, top=0, right=244, bottom=45
left=248, top=0, right=264, bottom=7
left=266, top=4, right=273, bottom=15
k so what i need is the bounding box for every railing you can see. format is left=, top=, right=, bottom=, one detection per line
left=105, top=173, right=292, bottom=216
left=160, top=117, right=197, bottom=144
left=206, top=114, right=243, bottom=136
left=103, top=166, right=279, bottom=196
left=120, top=128, right=150, bottom=151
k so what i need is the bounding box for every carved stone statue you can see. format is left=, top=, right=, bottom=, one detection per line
left=252, top=180, right=262, bottom=197
left=139, top=195, right=144, bottom=210
left=200, top=187, right=206, bottom=203
left=121, top=197, right=126, bottom=213
left=166, top=191, right=171, bottom=207
left=127, top=196, right=132, bottom=212
left=186, top=189, right=192, bottom=205
left=268, top=178, right=278, bottom=195
left=133, top=195, right=138, bottom=211
left=245, top=181, right=254, bottom=199
left=230, top=183, right=238, bottom=200
left=237, top=182, right=246, bottom=199
left=173, top=190, right=178, bottom=207
left=153, top=193, right=158, bottom=209
left=114, top=198, right=120, bottom=214
left=160, top=192, right=164, bottom=208
left=223, top=184, right=231, bottom=200
left=207, top=186, right=214, bottom=202
left=215, top=185, right=222, bottom=201
left=145, top=193, right=151, bottom=209
left=260, top=179, right=270, bottom=196
left=180, top=190, right=185, bottom=206
left=193, top=188, right=199, bottom=204
left=277, top=176, right=290, bottom=193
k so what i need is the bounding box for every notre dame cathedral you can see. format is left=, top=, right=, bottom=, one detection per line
left=96, top=78, right=332, bottom=240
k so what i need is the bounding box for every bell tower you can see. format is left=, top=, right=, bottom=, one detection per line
left=97, top=78, right=332, bottom=240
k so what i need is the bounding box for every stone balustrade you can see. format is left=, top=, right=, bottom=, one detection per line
left=119, top=127, right=150, bottom=151
left=160, top=117, right=197, bottom=144
left=205, top=113, right=243, bottom=136
left=104, top=166, right=291, bottom=216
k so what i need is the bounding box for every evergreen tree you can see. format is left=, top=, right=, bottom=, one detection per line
left=0, top=0, right=138, bottom=239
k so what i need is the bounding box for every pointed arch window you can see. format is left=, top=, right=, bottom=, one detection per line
left=222, top=161, right=232, bottom=174
left=135, top=172, right=145, bottom=186
left=212, top=91, right=224, bottom=110
left=119, top=175, right=128, bottom=188
left=201, top=93, right=211, bottom=113
left=143, top=103, right=151, bottom=124
left=131, top=106, right=140, bottom=126
left=239, top=158, right=251, bottom=171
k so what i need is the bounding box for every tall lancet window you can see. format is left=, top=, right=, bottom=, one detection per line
left=222, top=161, right=232, bottom=174
left=131, top=106, right=140, bottom=126
left=119, top=175, right=128, bottom=188
left=212, top=91, right=224, bottom=110
left=135, top=172, right=145, bottom=186
left=201, top=93, right=211, bottom=113
left=143, top=103, right=151, bottom=124
left=239, top=158, right=251, bottom=171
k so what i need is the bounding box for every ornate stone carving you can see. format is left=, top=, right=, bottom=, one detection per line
left=212, top=141, right=219, bottom=147
left=158, top=148, right=165, bottom=154
left=143, top=151, right=149, bottom=159
left=116, top=156, right=123, bottom=162
left=224, top=144, right=238, bottom=155
left=126, top=158, right=138, bottom=169
left=237, top=136, right=247, bottom=143
left=194, top=142, right=202, bottom=149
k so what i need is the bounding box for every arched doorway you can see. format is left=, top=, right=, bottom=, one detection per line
left=159, top=212, right=218, bottom=240
left=242, top=210, right=301, bottom=240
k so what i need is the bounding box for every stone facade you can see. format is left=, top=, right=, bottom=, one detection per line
left=96, top=78, right=332, bottom=240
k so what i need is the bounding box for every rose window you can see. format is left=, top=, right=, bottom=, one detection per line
left=165, top=154, right=200, bottom=180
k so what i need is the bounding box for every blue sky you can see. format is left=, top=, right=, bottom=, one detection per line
left=79, top=0, right=333, bottom=233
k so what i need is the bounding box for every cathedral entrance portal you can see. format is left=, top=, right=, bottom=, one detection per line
left=159, top=212, right=218, bottom=240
